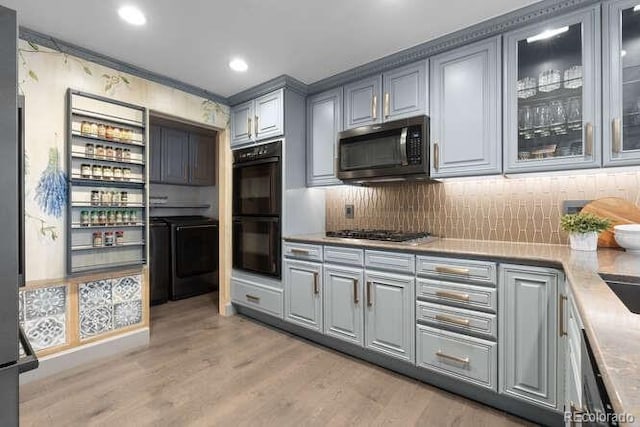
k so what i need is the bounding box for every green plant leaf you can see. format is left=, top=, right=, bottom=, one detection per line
left=120, top=75, right=130, bottom=84
left=28, top=69, right=39, bottom=81
left=83, top=66, right=92, bottom=75
left=27, top=41, right=39, bottom=51
left=102, top=74, right=111, bottom=79
left=105, top=83, right=113, bottom=92
left=560, top=213, right=611, bottom=234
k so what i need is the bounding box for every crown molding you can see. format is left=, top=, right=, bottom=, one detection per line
left=19, top=27, right=229, bottom=105
left=226, top=74, right=308, bottom=106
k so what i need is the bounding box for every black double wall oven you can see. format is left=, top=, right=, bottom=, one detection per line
left=232, top=141, right=282, bottom=279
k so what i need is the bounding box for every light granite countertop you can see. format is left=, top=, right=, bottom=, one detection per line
left=284, top=234, right=640, bottom=422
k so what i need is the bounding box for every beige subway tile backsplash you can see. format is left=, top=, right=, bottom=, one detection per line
left=326, top=171, right=640, bottom=244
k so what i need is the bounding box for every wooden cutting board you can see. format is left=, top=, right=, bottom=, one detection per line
left=580, top=197, right=640, bottom=248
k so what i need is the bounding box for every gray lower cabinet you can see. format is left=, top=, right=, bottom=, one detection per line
left=430, top=36, right=502, bottom=178
left=323, top=264, right=364, bottom=345
left=306, top=88, right=343, bottom=186
left=364, top=270, right=415, bottom=362
left=499, top=264, right=562, bottom=409
left=189, top=132, right=216, bottom=186
left=231, top=277, right=283, bottom=319
left=160, top=127, right=190, bottom=184
left=284, top=259, right=323, bottom=332
left=344, top=75, right=382, bottom=129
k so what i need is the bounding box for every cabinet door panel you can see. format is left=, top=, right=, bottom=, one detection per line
left=384, top=60, right=428, bottom=121
left=161, top=127, right=189, bottom=184
left=189, top=132, right=215, bottom=186
left=324, top=265, right=363, bottom=345
left=230, top=100, right=254, bottom=147
left=499, top=264, right=561, bottom=409
left=255, top=89, right=284, bottom=141
left=503, top=6, right=601, bottom=173
left=284, top=260, right=322, bottom=331
left=149, top=125, right=162, bottom=183
left=306, top=88, right=343, bottom=186
left=431, top=37, right=501, bottom=178
left=364, top=271, right=414, bottom=362
left=344, top=75, right=382, bottom=129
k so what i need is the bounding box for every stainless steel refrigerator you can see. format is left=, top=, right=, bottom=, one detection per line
left=0, top=6, right=38, bottom=426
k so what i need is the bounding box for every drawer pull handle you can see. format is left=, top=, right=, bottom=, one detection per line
left=246, top=294, right=260, bottom=303
left=435, top=290, right=470, bottom=302
left=435, top=314, right=470, bottom=326
left=559, top=294, right=568, bottom=337
left=435, top=266, right=470, bottom=275
left=366, top=281, right=373, bottom=307
left=313, top=272, right=319, bottom=295
left=353, top=279, right=359, bottom=304
left=290, top=248, right=310, bottom=255
left=436, top=351, right=470, bottom=365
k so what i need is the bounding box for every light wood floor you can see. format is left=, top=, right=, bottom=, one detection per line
left=20, top=294, right=534, bottom=427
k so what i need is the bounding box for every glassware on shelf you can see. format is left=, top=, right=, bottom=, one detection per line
left=90, top=122, right=99, bottom=136
left=85, top=143, right=95, bottom=158
left=517, top=77, right=537, bottom=99
left=566, top=97, right=582, bottom=130
left=557, top=145, right=572, bottom=157
left=116, top=231, right=124, bottom=245
left=518, top=106, right=534, bottom=139
left=95, top=145, right=105, bottom=158
left=538, top=69, right=561, bottom=92
left=92, top=165, right=102, bottom=180
left=81, top=164, right=92, bottom=179
left=104, top=231, right=114, bottom=247
left=98, top=124, right=106, bottom=139
left=81, top=121, right=92, bottom=136
left=534, top=104, right=551, bottom=136
left=90, top=211, right=99, bottom=226
left=563, top=65, right=583, bottom=89
left=550, top=100, right=567, bottom=134
left=518, top=151, right=531, bottom=160
left=93, top=232, right=103, bottom=247
left=80, top=211, right=90, bottom=226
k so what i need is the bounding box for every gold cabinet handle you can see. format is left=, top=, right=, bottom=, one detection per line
left=366, top=281, right=373, bottom=307
left=559, top=294, right=568, bottom=337
left=384, top=92, right=390, bottom=118
left=612, top=118, right=622, bottom=155
left=313, top=272, right=319, bottom=295
left=585, top=122, right=593, bottom=157
left=435, top=266, right=470, bottom=276
left=436, top=351, right=469, bottom=365
left=247, top=117, right=252, bottom=138
left=290, top=248, right=310, bottom=255
left=246, top=294, right=260, bottom=303
left=254, top=115, right=259, bottom=136
left=353, top=279, right=359, bottom=304
left=435, top=290, right=470, bottom=302
left=433, top=142, right=439, bottom=171
left=372, top=95, right=378, bottom=121
left=435, top=313, right=470, bottom=326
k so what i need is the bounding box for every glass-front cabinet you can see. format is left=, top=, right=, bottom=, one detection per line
left=604, top=0, right=640, bottom=166
left=504, top=7, right=601, bottom=173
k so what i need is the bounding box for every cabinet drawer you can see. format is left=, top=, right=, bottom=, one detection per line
left=365, top=250, right=415, bottom=274
left=283, top=242, right=323, bottom=262
left=324, top=246, right=364, bottom=267
left=416, top=278, right=497, bottom=313
left=231, top=278, right=283, bottom=318
left=416, top=255, right=496, bottom=286
left=417, top=324, right=497, bottom=390
left=416, top=301, right=496, bottom=340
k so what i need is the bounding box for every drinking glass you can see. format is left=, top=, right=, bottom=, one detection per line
left=566, top=97, right=582, bottom=130
left=534, top=104, right=551, bottom=136
left=550, top=100, right=567, bottom=134
left=564, top=65, right=583, bottom=89
left=517, top=77, right=537, bottom=99
left=539, top=69, right=561, bottom=92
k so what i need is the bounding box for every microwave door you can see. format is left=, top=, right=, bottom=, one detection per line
left=340, top=131, right=403, bottom=171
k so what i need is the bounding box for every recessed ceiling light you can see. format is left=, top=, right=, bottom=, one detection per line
left=118, top=5, right=146, bottom=26
left=527, top=26, right=569, bottom=43
left=634, top=4, right=640, bottom=12
left=229, top=58, right=248, bottom=72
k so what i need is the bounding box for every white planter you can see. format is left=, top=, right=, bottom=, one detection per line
left=569, top=232, right=598, bottom=251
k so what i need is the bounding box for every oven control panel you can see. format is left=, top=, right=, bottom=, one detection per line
left=234, top=141, right=282, bottom=164
left=406, top=126, right=423, bottom=165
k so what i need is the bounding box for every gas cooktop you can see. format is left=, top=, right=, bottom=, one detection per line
left=325, top=229, right=433, bottom=243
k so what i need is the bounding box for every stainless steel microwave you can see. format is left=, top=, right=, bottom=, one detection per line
left=337, top=115, right=430, bottom=182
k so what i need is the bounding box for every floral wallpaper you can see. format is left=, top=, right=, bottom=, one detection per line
left=18, top=39, right=229, bottom=282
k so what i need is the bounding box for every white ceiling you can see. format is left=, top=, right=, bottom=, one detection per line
left=1, top=0, right=541, bottom=98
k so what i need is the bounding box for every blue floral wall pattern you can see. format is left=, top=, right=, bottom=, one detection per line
left=35, top=146, right=67, bottom=218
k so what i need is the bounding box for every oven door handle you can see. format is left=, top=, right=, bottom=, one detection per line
left=233, top=217, right=280, bottom=224
left=399, top=127, right=408, bottom=166
left=176, top=224, right=218, bottom=232
left=233, top=157, right=280, bottom=168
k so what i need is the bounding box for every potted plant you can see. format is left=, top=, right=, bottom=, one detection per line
left=560, top=212, right=611, bottom=251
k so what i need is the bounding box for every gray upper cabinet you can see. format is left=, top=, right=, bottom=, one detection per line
left=230, top=100, right=254, bottom=148
left=503, top=6, right=601, bottom=173
left=364, top=270, right=415, bottom=362
left=430, top=37, right=502, bottom=178
left=149, top=125, right=162, bottom=183
left=284, top=259, right=323, bottom=332
left=306, top=88, right=343, bottom=187
left=254, top=89, right=284, bottom=141
left=323, top=264, right=364, bottom=346
left=383, top=60, right=428, bottom=121
left=603, top=0, right=640, bottom=167
left=499, top=264, right=562, bottom=409
left=230, top=89, right=284, bottom=148
left=161, top=127, right=190, bottom=184
left=189, top=132, right=216, bottom=186
left=344, top=75, right=382, bottom=129
left=344, top=62, right=428, bottom=130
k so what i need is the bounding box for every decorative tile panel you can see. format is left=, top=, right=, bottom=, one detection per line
left=19, top=285, right=67, bottom=352
left=79, top=274, right=144, bottom=340
left=326, top=171, right=640, bottom=245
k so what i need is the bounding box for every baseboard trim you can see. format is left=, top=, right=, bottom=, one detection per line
left=221, top=301, right=237, bottom=317
left=235, top=305, right=563, bottom=427
left=20, top=328, right=150, bottom=385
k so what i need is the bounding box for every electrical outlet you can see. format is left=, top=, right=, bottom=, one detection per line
left=563, top=200, right=591, bottom=214
left=345, top=204, right=354, bottom=219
